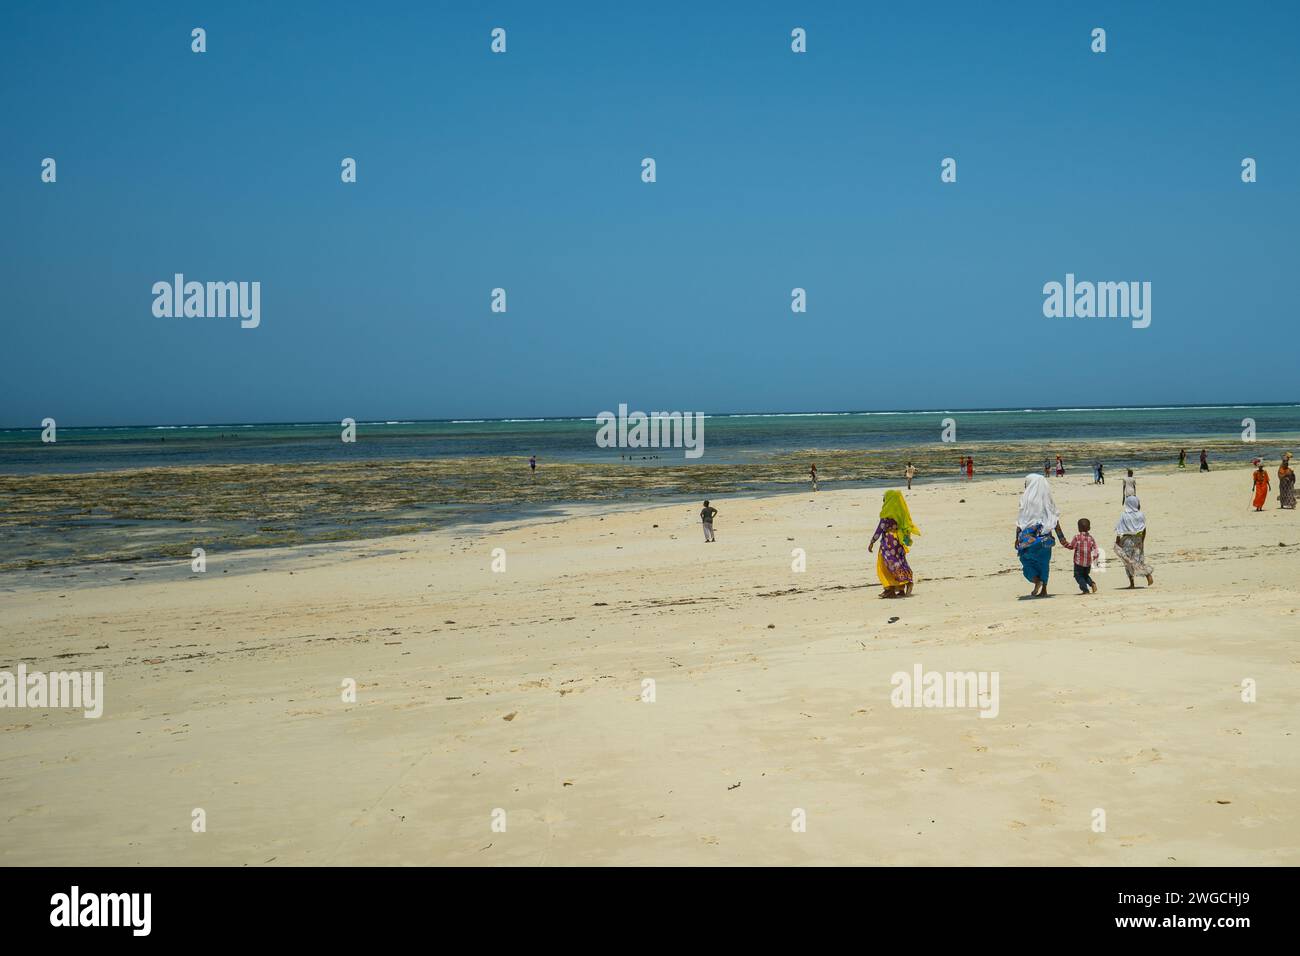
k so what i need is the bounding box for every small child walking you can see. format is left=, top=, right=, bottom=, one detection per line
left=1063, top=518, right=1099, bottom=594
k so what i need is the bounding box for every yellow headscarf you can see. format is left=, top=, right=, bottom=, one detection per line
left=879, top=490, right=919, bottom=548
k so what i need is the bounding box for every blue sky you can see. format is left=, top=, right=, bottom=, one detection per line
left=1, top=1, right=1296, bottom=426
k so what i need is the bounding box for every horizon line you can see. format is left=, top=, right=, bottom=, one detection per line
left=3, top=400, right=1297, bottom=433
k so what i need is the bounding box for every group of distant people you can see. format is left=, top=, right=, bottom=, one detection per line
left=1251, top=452, right=1295, bottom=511
left=684, top=444, right=1295, bottom=593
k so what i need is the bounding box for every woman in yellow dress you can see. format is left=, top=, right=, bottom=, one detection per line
left=869, top=490, right=920, bottom=597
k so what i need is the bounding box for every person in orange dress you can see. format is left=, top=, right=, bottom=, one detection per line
left=1251, top=463, right=1271, bottom=511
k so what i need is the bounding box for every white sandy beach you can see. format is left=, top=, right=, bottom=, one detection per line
left=1, top=467, right=1296, bottom=866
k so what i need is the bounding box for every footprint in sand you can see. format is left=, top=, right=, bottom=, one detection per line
left=1121, top=748, right=1162, bottom=764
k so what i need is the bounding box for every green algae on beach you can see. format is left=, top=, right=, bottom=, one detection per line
left=0, top=438, right=1288, bottom=571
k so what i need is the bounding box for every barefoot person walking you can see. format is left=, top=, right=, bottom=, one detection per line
left=869, top=490, right=919, bottom=598
left=1114, top=496, right=1154, bottom=588
left=1251, top=461, right=1271, bottom=512
left=1015, top=474, right=1068, bottom=597
left=1062, top=518, right=1100, bottom=595
left=1121, top=468, right=1137, bottom=505
left=1279, top=454, right=1296, bottom=510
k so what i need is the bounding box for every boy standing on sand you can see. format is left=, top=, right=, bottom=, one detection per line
left=1063, top=518, right=1100, bottom=594
left=905, top=461, right=916, bottom=490
left=700, top=500, right=718, bottom=542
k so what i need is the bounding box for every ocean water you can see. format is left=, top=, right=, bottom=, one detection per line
left=2, top=404, right=1297, bottom=475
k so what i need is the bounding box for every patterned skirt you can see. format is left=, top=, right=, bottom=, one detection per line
left=875, top=532, right=913, bottom=587
left=1116, top=532, right=1152, bottom=576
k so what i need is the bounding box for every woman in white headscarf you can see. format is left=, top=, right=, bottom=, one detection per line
left=1014, top=474, right=1069, bottom=596
left=1114, top=496, right=1154, bottom=588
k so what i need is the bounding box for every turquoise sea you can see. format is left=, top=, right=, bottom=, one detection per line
left=3, top=403, right=1297, bottom=571
left=3, top=404, right=1298, bottom=475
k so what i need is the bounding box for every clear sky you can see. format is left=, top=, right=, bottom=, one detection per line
left=2, top=1, right=1296, bottom=427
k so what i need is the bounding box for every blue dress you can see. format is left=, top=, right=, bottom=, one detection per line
left=1017, top=524, right=1054, bottom=583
